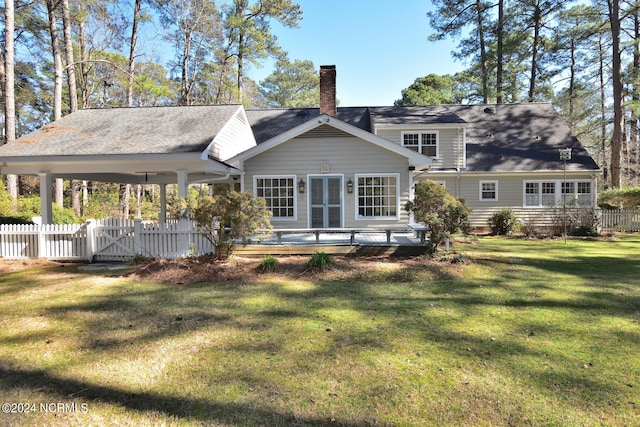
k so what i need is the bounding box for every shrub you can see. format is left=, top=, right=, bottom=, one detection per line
left=0, top=215, right=33, bottom=224
left=258, top=256, right=279, bottom=272
left=130, top=253, right=148, bottom=265
left=53, top=204, right=80, bottom=224
left=172, top=190, right=272, bottom=260
left=519, top=215, right=539, bottom=237
left=598, top=186, right=640, bottom=209
left=307, top=252, right=333, bottom=271
left=488, top=208, right=520, bottom=235
left=405, top=180, right=471, bottom=253
left=0, top=194, right=79, bottom=225
left=551, top=205, right=600, bottom=237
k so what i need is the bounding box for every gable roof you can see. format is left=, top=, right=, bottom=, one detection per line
left=230, top=113, right=433, bottom=167
left=246, top=107, right=372, bottom=144
left=0, top=105, right=244, bottom=158
left=247, top=103, right=599, bottom=173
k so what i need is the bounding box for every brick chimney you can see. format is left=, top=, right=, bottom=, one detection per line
left=319, top=65, right=337, bottom=117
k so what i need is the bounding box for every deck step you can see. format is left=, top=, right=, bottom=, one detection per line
left=233, top=244, right=428, bottom=257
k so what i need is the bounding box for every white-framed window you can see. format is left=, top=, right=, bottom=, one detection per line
left=577, top=182, right=592, bottom=206
left=541, top=182, right=556, bottom=206
left=356, top=174, right=399, bottom=219
left=523, top=180, right=593, bottom=207
left=525, top=182, right=540, bottom=206
left=254, top=175, right=296, bottom=220
left=402, top=131, right=438, bottom=157
left=479, top=180, right=498, bottom=201
left=562, top=181, right=575, bottom=205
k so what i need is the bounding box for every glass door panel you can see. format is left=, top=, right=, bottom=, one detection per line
left=310, top=176, right=342, bottom=228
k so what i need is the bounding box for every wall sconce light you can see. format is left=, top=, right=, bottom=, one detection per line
left=298, top=178, right=306, bottom=194
left=347, top=178, right=354, bottom=194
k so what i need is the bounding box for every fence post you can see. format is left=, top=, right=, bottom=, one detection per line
left=86, top=219, right=97, bottom=261
left=134, top=218, right=143, bottom=256
left=37, top=223, right=45, bottom=258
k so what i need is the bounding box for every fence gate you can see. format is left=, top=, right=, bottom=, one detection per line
left=93, top=217, right=137, bottom=261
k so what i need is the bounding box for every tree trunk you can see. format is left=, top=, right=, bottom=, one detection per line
left=46, top=1, right=63, bottom=121
left=128, top=0, right=142, bottom=214
left=496, top=0, right=504, bottom=104
left=120, top=185, right=130, bottom=218
left=46, top=0, right=65, bottom=206
left=127, top=0, right=142, bottom=106
left=528, top=1, right=542, bottom=102
left=61, top=0, right=77, bottom=112
left=599, top=38, right=609, bottom=185
left=475, top=0, right=489, bottom=104
left=608, top=0, right=624, bottom=188
left=78, top=0, right=90, bottom=108
left=135, top=184, right=142, bottom=218
left=237, top=29, right=244, bottom=103
left=62, top=0, right=81, bottom=216
left=631, top=4, right=640, bottom=184
left=568, top=37, right=576, bottom=131
left=3, top=0, right=18, bottom=199
left=181, top=33, right=192, bottom=105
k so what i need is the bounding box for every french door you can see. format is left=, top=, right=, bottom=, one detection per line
left=309, top=176, right=342, bottom=228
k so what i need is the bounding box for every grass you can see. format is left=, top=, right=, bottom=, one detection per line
left=0, top=236, right=639, bottom=426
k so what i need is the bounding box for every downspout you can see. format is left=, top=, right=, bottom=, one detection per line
left=239, top=160, right=245, bottom=192
left=408, top=163, right=415, bottom=225
left=456, top=126, right=465, bottom=198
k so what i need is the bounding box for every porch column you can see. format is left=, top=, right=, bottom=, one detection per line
left=38, top=172, right=53, bottom=224
left=159, top=184, right=167, bottom=226
left=176, top=169, right=188, bottom=198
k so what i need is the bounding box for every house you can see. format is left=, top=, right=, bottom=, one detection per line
left=0, top=65, right=601, bottom=231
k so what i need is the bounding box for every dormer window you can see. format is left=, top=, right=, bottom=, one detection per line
left=402, top=131, right=438, bottom=157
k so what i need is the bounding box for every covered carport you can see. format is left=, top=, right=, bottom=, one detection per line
left=0, top=105, right=256, bottom=224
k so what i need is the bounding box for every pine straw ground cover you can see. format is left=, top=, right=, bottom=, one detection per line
left=0, top=236, right=638, bottom=426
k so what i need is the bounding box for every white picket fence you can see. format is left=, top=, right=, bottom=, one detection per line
left=0, top=218, right=215, bottom=261
left=600, top=209, right=640, bottom=232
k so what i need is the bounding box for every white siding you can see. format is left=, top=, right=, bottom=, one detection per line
left=421, top=173, right=598, bottom=230
left=209, top=110, right=256, bottom=161
left=244, top=135, right=412, bottom=229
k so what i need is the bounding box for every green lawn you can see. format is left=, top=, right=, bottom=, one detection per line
left=0, top=236, right=639, bottom=426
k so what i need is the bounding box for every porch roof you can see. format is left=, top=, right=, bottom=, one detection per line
left=0, top=105, right=242, bottom=156
left=0, top=105, right=248, bottom=184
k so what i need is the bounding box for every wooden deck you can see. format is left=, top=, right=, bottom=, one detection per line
left=235, top=231, right=429, bottom=257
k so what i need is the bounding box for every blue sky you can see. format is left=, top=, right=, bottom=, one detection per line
left=248, top=0, right=465, bottom=107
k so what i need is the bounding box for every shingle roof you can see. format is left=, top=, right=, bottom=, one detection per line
left=448, top=103, right=600, bottom=172
left=368, top=106, right=467, bottom=126
left=245, top=107, right=371, bottom=144
left=248, top=103, right=599, bottom=172
left=0, top=102, right=599, bottom=174
left=0, top=105, right=241, bottom=157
